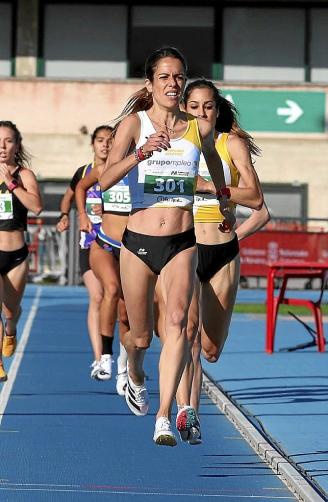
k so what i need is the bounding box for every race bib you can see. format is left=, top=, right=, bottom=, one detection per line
left=102, top=185, right=131, bottom=213
left=86, top=196, right=102, bottom=224
left=193, top=192, right=218, bottom=206
left=0, top=193, right=13, bottom=220
left=144, top=175, right=195, bottom=206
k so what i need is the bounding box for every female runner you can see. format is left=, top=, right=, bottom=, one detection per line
left=75, top=146, right=131, bottom=395
left=100, top=47, right=235, bottom=446
left=175, top=79, right=268, bottom=444
left=57, top=125, right=112, bottom=379
left=0, top=121, right=42, bottom=381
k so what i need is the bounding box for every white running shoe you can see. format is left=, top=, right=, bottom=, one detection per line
left=176, top=406, right=202, bottom=445
left=92, top=354, right=112, bottom=381
left=116, top=370, right=128, bottom=396
left=125, top=373, right=149, bottom=416
left=90, top=360, right=100, bottom=379
left=153, top=417, right=177, bottom=447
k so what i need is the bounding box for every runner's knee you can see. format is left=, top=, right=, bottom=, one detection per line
left=89, top=290, right=103, bottom=307
left=103, top=282, right=121, bottom=303
left=134, top=333, right=152, bottom=350
left=166, top=305, right=188, bottom=333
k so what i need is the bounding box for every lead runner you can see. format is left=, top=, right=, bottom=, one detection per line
left=100, top=46, right=235, bottom=446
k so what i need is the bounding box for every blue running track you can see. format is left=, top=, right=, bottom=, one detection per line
left=0, top=285, right=299, bottom=501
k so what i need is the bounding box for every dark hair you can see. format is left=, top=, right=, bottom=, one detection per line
left=0, top=120, right=31, bottom=167
left=112, top=47, right=187, bottom=134
left=183, top=79, right=261, bottom=157
left=91, top=125, right=113, bottom=144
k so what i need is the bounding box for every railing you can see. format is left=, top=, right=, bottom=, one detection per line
left=27, top=210, right=80, bottom=285
left=27, top=214, right=328, bottom=288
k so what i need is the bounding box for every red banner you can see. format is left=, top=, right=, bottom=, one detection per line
left=239, top=231, right=328, bottom=277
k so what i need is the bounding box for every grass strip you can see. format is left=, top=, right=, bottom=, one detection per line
left=234, top=303, right=328, bottom=316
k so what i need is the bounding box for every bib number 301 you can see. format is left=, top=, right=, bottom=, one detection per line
left=154, top=178, right=185, bottom=194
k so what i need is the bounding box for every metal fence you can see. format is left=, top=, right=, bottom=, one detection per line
left=27, top=213, right=328, bottom=288
left=27, top=210, right=81, bottom=286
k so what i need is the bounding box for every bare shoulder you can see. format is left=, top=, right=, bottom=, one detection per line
left=227, top=131, right=247, bottom=149
left=18, top=167, right=37, bottom=182
left=117, top=113, right=140, bottom=133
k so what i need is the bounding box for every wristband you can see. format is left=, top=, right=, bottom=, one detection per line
left=134, top=146, right=153, bottom=163
left=59, top=212, right=69, bottom=219
left=7, top=179, right=19, bottom=192
left=216, top=187, right=231, bottom=200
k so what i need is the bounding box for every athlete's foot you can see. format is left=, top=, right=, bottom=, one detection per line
left=90, top=360, right=100, bottom=379
left=116, top=370, right=128, bottom=396
left=0, top=361, right=8, bottom=382
left=153, top=417, right=177, bottom=447
left=98, top=354, right=112, bottom=380
left=90, top=355, right=112, bottom=380
left=176, top=406, right=202, bottom=445
left=116, top=356, right=128, bottom=396
left=125, top=372, right=149, bottom=416
left=2, top=332, right=17, bottom=358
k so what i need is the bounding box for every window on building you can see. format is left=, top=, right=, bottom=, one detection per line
left=223, top=7, right=305, bottom=82
left=43, top=3, right=127, bottom=79
left=129, top=6, right=214, bottom=79
left=0, top=3, right=12, bottom=77
left=310, top=9, right=328, bottom=83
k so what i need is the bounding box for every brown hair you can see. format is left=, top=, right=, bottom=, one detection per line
left=183, top=79, right=261, bottom=157
left=91, top=125, right=113, bottom=144
left=111, top=47, right=187, bottom=135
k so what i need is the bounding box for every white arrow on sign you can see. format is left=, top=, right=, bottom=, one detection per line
left=224, top=94, right=235, bottom=104
left=277, top=100, right=303, bottom=124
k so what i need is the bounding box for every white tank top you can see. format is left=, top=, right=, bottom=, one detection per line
left=128, top=111, right=202, bottom=209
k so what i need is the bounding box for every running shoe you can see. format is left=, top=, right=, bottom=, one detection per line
left=125, top=373, right=149, bottom=416
left=90, top=360, right=100, bottom=379
left=0, top=362, right=7, bottom=382
left=176, top=406, right=202, bottom=445
left=91, top=355, right=112, bottom=381
left=2, top=334, right=17, bottom=358
left=97, top=354, right=112, bottom=380
left=116, top=370, right=128, bottom=396
left=153, top=417, right=177, bottom=447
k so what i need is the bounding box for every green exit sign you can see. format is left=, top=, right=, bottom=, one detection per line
left=223, top=90, right=326, bottom=133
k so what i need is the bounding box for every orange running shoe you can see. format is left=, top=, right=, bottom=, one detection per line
left=2, top=333, right=17, bottom=358
left=0, top=361, right=7, bottom=382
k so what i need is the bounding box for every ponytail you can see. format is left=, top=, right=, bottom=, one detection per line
left=111, top=87, right=153, bottom=136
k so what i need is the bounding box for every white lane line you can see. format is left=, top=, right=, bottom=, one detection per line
left=202, top=373, right=326, bottom=502
left=0, top=487, right=296, bottom=498
left=0, top=287, right=42, bottom=425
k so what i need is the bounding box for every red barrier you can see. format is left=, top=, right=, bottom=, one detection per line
left=239, top=230, right=328, bottom=277
left=266, top=261, right=328, bottom=353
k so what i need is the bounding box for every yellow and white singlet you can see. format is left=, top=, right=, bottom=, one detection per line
left=193, top=133, right=239, bottom=223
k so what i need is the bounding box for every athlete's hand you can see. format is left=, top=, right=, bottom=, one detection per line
left=0, top=163, right=13, bottom=185
left=143, top=131, right=170, bottom=155
left=218, top=205, right=236, bottom=233
left=79, top=212, right=93, bottom=233
left=56, top=215, right=69, bottom=233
